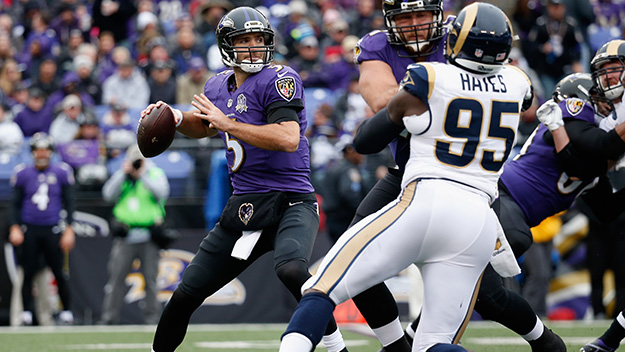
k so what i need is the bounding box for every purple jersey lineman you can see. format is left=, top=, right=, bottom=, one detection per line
left=10, top=162, right=75, bottom=226
left=354, top=23, right=449, bottom=169
left=500, top=98, right=597, bottom=227
left=203, top=64, right=314, bottom=195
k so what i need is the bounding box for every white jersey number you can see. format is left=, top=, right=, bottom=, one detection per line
left=225, top=132, right=244, bottom=172
left=31, top=183, right=50, bottom=211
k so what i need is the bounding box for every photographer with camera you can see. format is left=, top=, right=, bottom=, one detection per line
left=99, top=144, right=170, bottom=325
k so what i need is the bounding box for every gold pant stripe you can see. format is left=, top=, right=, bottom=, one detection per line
left=312, top=182, right=418, bottom=294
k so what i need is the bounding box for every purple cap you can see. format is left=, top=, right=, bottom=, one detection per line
left=61, top=71, right=80, bottom=86
left=188, top=57, right=205, bottom=71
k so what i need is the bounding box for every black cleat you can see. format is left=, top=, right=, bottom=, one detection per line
left=580, top=339, right=617, bottom=352
left=529, top=328, right=567, bottom=352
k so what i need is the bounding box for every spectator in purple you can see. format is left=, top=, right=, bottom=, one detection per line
left=14, top=87, right=55, bottom=137
left=95, top=31, right=116, bottom=76
left=47, top=71, right=94, bottom=113
left=98, top=45, right=131, bottom=85
left=20, top=29, right=58, bottom=81
left=49, top=3, right=81, bottom=47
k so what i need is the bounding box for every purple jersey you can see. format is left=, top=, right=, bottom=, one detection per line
left=56, top=140, right=102, bottom=169
left=10, top=162, right=75, bottom=226
left=354, top=27, right=448, bottom=169
left=203, top=65, right=314, bottom=195
left=500, top=98, right=597, bottom=227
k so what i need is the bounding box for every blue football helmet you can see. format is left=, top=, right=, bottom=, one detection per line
left=446, top=2, right=513, bottom=74
left=591, top=39, right=625, bottom=101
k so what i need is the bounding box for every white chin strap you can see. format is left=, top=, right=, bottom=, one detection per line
left=406, top=40, right=431, bottom=53
left=234, top=52, right=264, bottom=73
left=239, top=61, right=264, bottom=73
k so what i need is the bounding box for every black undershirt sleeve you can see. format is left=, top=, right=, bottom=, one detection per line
left=353, top=108, right=404, bottom=154
left=266, top=99, right=303, bottom=124
left=9, top=186, right=24, bottom=226
left=544, top=119, right=625, bottom=179
left=580, top=175, right=625, bottom=224
left=62, top=183, right=76, bottom=224
left=564, top=119, right=625, bottom=159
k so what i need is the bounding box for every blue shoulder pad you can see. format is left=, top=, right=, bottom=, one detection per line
left=400, top=63, right=434, bottom=104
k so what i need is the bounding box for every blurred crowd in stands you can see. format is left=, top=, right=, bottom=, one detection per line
left=0, top=0, right=622, bottom=198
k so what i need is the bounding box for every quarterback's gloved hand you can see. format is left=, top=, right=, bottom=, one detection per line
left=536, top=99, right=564, bottom=131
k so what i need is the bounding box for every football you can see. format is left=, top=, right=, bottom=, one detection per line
left=137, top=104, right=176, bottom=157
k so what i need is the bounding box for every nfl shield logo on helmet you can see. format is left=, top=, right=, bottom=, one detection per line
left=276, top=77, right=296, bottom=101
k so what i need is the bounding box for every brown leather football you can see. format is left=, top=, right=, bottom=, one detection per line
left=136, top=105, right=176, bottom=157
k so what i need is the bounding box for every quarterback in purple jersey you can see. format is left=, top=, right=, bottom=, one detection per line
left=141, top=7, right=348, bottom=352
left=9, top=132, right=76, bottom=326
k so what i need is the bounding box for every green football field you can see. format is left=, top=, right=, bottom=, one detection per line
left=0, top=320, right=612, bottom=351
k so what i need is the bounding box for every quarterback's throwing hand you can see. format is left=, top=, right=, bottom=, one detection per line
left=536, top=99, right=564, bottom=131
left=192, top=94, right=231, bottom=131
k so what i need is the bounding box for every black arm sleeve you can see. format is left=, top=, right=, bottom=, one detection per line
left=9, top=186, right=24, bottom=226
left=353, top=108, right=404, bottom=154
left=62, top=183, right=76, bottom=224
left=266, top=99, right=304, bottom=124
left=554, top=142, right=607, bottom=179
left=580, top=175, right=625, bottom=224
left=544, top=119, right=625, bottom=179
left=566, top=119, right=625, bottom=159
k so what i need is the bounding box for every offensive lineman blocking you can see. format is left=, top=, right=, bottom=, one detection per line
left=279, top=3, right=532, bottom=352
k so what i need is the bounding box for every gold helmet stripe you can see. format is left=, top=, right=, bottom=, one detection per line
left=451, top=2, right=479, bottom=58
left=607, top=40, right=625, bottom=56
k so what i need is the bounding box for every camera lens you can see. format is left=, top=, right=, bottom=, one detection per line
left=132, top=159, right=143, bottom=169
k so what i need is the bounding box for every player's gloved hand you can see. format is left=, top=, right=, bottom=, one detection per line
left=536, top=99, right=564, bottom=131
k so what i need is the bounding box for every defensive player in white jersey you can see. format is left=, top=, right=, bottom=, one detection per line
left=278, top=3, right=532, bottom=352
